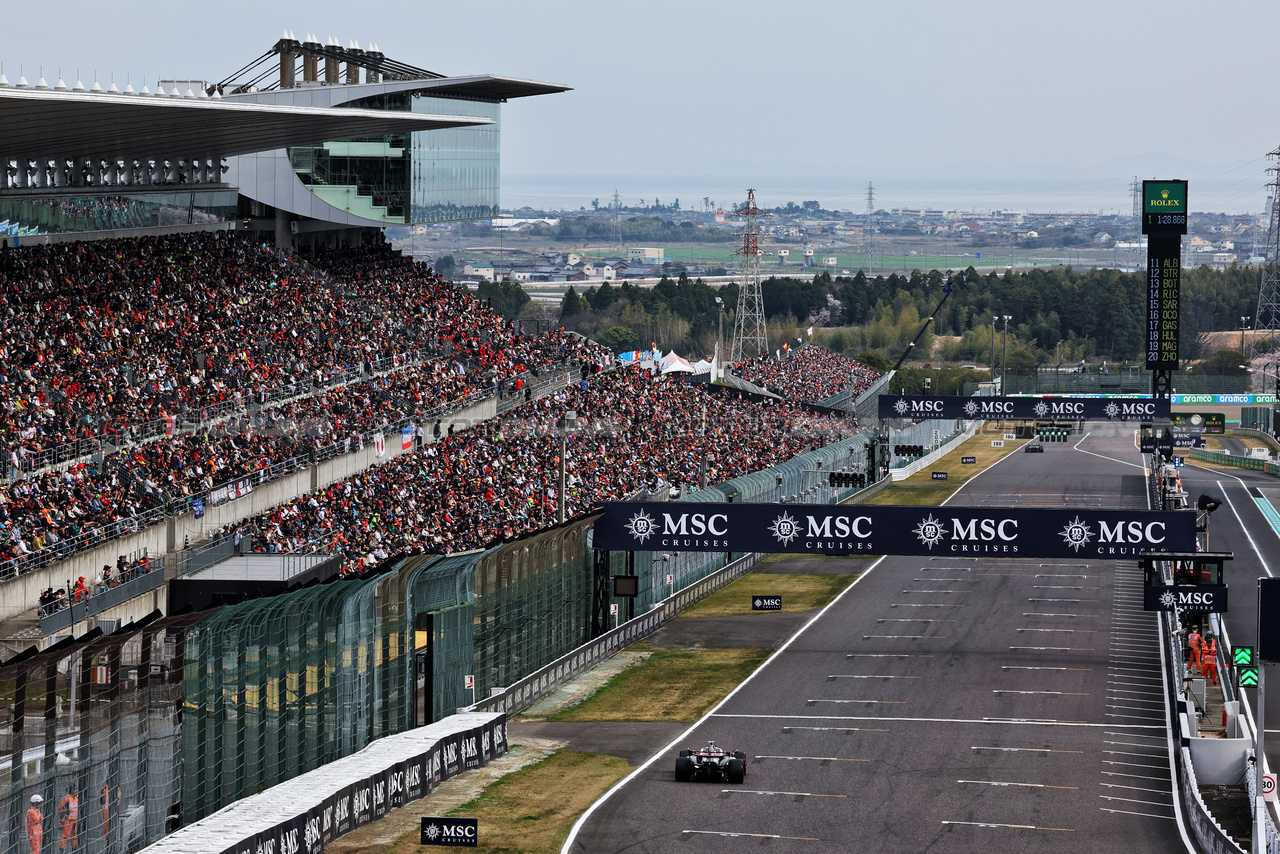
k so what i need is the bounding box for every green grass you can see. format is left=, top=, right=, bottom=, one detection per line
left=680, top=573, right=856, bottom=618
left=548, top=648, right=772, bottom=722
left=438, top=751, right=632, bottom=854
left=863, top=428, right=1025, bottom=506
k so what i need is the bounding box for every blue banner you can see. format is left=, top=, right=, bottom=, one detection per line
left=594, top=502, right=1195, bottom=559
left=879, top=394, right=1169, bottom=422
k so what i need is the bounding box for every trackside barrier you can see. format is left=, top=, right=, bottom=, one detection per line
left=1246, top=759, right=1280, bottom=854
left=138, top=713, right=507, bottom=854
left=1146, top=487, right=1256, bottom=853
left=1179, top=740, right=1247, bottom=854
left=471, top=551, right=764, bottom=717
left=1187, top=449, right=1280, bottom=476
left=889, top=421, right=979, bottom=481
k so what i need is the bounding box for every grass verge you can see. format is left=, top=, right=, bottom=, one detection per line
left=862, top=427, right=1024, bottom=506
left=680, top=573, right=856, bottom=617
left=435, top=750, right=631, bottom=854
left=548, top=648, right=771, bottom=722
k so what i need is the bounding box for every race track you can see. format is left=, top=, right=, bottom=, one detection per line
left=565, top=424, right=1193, bottom=853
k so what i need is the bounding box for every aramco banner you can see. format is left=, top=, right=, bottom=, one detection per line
left=593, top=502, right=1195, bottom=559
left=878, top=395, right=1170, bottom=422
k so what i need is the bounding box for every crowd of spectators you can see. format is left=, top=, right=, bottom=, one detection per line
left=731, top=345, right=882, bottom=405
left=220, top=365, right=857, bottom=571
left=0, top=234, right=610, bottom=577
left=0, top=234, right=603, bottom=470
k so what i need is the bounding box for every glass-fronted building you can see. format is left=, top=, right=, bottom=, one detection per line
left=225, top=75, right=565, bottom=230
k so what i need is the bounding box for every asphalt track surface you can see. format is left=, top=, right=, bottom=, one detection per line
left=566, top=424, right=1193, bottom=854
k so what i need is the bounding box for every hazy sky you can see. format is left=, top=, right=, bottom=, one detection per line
left=3, top=0, right=1278, bottom=212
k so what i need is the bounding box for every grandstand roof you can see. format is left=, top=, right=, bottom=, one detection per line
left=0, top=87, right=490, bottom=162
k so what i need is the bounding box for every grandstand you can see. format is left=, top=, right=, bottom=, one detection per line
left=0, top=37, right=891, bottom=854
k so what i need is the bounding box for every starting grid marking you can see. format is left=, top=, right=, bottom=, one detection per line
left=942, top=820, right=1074, bottom=832
left=682, top=830, right=820, bottom=841
left=958, top=779, right=1080, bottom=790
left=723, top=789, right=848, bottom=798
left=754, top=755, right=869, bottom=763
left=971, top=746, right=1085, bottom=754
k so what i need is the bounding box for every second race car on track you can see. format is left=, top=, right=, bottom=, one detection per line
left=674, top=741, right=747, bottom=783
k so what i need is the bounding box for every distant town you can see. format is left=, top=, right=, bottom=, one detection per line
left=393, top=200, right=1265, bottom=286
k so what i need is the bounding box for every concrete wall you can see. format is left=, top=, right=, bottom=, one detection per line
left=0, top=396, right=500, bottom=626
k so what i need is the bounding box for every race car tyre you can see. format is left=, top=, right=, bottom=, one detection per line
left=733, top=751, right=747, bottom=761
left=726, top=758, right=745, bottom=784
left=678, top=750, right=692, bottom=758
left=675, top=757, right=694, bottom=781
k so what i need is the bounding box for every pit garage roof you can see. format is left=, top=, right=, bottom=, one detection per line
left=0, top=86, right=490, bottom=162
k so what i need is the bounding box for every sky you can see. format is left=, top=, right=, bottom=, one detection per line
left=3, top=0, right=1279, bottom=213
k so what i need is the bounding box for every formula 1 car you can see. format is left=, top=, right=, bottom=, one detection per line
left=674, top=741, right=747, bottom=783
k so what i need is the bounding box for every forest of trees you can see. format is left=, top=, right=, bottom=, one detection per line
left=549, top=264, right=1261, bottom=368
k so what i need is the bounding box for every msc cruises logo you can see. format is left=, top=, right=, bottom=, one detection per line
left=894, top=398, right=911, bottom=416
left=963, top=400, right=980, bottom=417
left=1060, top=516, right=1094, bottom=552
left=1160, top=590, right=1178, bottom=609
left=1033, top=401, right=1050, bottom=418
left=914, top=514, right=946, bottom=549
left=624, top=508, right=656, bottom=544
left=768, top=511, right=801, bottom=546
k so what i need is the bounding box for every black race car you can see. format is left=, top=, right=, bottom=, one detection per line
left=1024, top=442, right=1044, bottom=453
left=675, top=741, right=747, bottom=783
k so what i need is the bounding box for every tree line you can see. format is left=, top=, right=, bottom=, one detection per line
left=547, top=263, right=1261, bottom=365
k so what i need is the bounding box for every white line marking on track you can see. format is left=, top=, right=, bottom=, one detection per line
left=1010, top=646, right=1095, bottom=651
left=754, top=755, right=868, bottom=762
left=971, top=746, right=1084, bottom=754
left=1002, top=666, right=1092, bottom=672
left=941, top=820, right=1074, bottom=832
left=1103, top=771, right=1169, bottom=782
left=890, top=603, right=962, bottom=608
left=993, top=690, right=1090, bottom=696
left=1106, top=731, right=1166, bottom=739
left=846, top=653, right=932, bottom=658
left=1023, top=613, right=1095, bottom=618
left=877, top=619, right=953, bottom=623
left=958, top=779, right=1079, bottom=790
left=1018, top=628, right=1097, bottom=633
left=682, top=830, right=821, bottom=841
left=714, top=713, right=1164, bottom=729
left=808, top=699, right=906, bottom=705
left=828, top=675, right=921, bottom=680
left=780, top=725, right=889, bottom=732
left=724, top=789, right=848, bottom=798
left=1100, top=796, right=1173, bottom=807
left=1098, top=808, right=1175, bottom=820
left=1101, top=783, right=1172, bottom=794
left=863, top=635, right=946, bottom=639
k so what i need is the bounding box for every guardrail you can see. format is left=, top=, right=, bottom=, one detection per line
left=1187, top=449, right=1280, bottom=476
left=37, top=564, right=166, bottom=634
left=471, top=550, right=764, bottom=717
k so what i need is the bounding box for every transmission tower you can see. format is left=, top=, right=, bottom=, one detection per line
left=1130, top=177, right=1142, bottom=220
left=1250, top=149, right=1280, bottom=389
left=611, top=190, right=623, bottom=253
left=730, top=189, right=772, bottom=361
left=863, top=182, right=876, bottom=272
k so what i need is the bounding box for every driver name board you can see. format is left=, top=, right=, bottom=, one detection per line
left=1142, top=180, right=1187, bottom=371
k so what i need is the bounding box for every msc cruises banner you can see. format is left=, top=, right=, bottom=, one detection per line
left=878, top=394, right=1171, bottom=422
left=594, top=502, right=1195, bottom=559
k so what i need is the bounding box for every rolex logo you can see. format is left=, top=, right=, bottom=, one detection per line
left=1161, top=189, right=1169, bottom=199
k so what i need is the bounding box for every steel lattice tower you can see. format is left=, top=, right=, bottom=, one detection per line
left=730, top=189, right=770, bottom=361
left=1249, top=148, right=1280, bottom=389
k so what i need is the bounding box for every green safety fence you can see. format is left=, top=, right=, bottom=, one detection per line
left=1186, top=449, right=1280, bottom=476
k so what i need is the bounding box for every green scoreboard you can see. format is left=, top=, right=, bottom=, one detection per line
left=1142, top=180, right=1187, bottom=372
